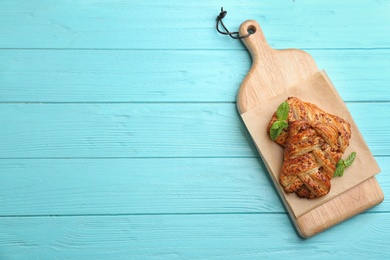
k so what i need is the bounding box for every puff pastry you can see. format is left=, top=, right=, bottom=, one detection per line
left=267, top=97, right=351, bottom=152
left=268, top=97, right=352, bottom=199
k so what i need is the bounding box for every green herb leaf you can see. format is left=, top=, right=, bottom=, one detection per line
left=333, top=152, right=357, bottom=178
left=270, top=101, right=290, bottom=140
left=276, top=101, right=289, bottom=121
left=334, top=165, right=345, bottom=177
left=270, top=121, right=288, bottom=140
left=344, top=152, right=356, bottom=168
left=336, top=159, right=344, bottom=168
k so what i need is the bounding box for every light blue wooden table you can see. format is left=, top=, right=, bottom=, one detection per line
left=0, top=1, right=389, bottom=259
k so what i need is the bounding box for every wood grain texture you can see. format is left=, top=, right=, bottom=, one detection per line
left=0, top=214, right=389, bottom=259
left=0, top=50, right=388, bottom=102
left=0, top=0, right=389, bottom=49
left=0, top=103, right=389, bottom=158
left=237, top=20, right=318, bottom=113
left=0, top=157, right=388, bottom=217
left=0, top=0, right=389, bottom=257
left=237, top=20, right=384, bottom=237
left=296, top=177, right=384, bottom=237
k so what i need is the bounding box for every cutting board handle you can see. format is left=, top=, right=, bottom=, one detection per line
left=239, top=20, right=271, bottom=64
left=237, top=20, right=319, bottom=113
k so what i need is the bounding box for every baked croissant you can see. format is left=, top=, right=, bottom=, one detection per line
left=267, top=97, right=351, bottom=152
left=268, top=97, right=352, bottom=199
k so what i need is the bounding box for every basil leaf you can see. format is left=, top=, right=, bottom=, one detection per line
left=276, top=101, right=289, bottom=121
left=270, top=120, right=288, bottom=140
left=279, top=120, right=288, bottom=129
left=344, top=152, right=356, bottom=168
left=333, top=164, right=345, bottom=177
left=333, top=152, right=356, bottom=178
left=336, top=159, right=344, bottom=168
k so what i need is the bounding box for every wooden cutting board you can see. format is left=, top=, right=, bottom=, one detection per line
left=237, top=20, right=384, bottom=238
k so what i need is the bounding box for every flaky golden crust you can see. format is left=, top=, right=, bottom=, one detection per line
left=268, top=97, right=352, bottom=199
left=267, top=97, right=351, bottom=153
left=280, top=121, right=344, bottom=198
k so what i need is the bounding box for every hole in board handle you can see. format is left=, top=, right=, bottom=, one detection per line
left=247, top=25, right=257, bottom=35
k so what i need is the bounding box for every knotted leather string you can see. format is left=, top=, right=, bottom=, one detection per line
left=216, top=7, right=251, bottom=39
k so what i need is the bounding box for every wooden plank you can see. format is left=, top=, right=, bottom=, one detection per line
left=0, top=0, right=389, bottom=49
left=0, top=50, right=251, bottom=103
left=0, top=157, right=387, bottom=216
left=0, top=103, right=388, bottom=158
left=0, top=213, right=389, bottom=259
left=0, top=49, right=388, bottom=102
left=0, top=158, right=280, bottom=216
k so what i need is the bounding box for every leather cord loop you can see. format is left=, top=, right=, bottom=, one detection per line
left=216, top=7, right=251, bottom=39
